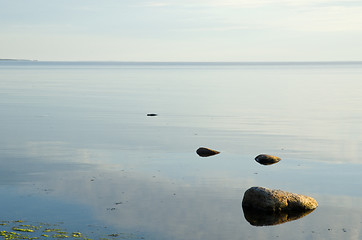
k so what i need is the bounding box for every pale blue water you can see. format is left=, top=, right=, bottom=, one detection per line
left=1, top=61, right=362, bottom=239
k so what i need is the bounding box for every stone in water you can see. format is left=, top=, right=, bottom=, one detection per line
left=255, top=154, right=281, bottom=165
left=242, top=186, right=318, bottom=212
left=196, top=147, right=220, bottom=157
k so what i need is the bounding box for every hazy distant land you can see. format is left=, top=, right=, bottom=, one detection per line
left=0, top=58, right=37, bottom=61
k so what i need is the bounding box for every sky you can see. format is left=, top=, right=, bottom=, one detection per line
left=1, top=0, right=362, bottom=61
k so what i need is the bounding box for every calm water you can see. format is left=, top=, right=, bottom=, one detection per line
left=0, top=61, right=362, bottom=239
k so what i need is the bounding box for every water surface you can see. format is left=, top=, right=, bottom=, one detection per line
left=1, top=61, right=362, bottom=239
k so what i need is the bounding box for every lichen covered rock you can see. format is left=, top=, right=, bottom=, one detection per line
left=242, top=186, right=318, bottom=212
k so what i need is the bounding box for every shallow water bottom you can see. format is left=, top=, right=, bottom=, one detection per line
left=1, top=147, right=362, bottom=240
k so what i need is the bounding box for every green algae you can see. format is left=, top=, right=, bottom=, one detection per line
left=0, top=230, right=38, bottom=240
left=71, top=233, right=82, bottom=238
left=0, top=220, right=143, bottom=240
left=0, top=221, right=85, bottom=240
left=12, top=227, right=35, bottom=233
left=51, top=234, right=68, bottom=239
left=43, top=229, right=61, bottom=233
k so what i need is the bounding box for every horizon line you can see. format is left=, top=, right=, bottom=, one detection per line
left=2, top=59, right=362, bottom=64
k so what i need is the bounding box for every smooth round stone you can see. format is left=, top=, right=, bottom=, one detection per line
left=196, top=147, right=220, bottom=157
left=255, top=154, right=281, bottom=165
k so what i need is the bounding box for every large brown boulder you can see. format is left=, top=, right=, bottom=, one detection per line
left=242, top=186, right=318, bottom=212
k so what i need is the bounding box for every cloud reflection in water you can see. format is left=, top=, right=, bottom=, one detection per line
left=1, top=140, right=362, bottom=240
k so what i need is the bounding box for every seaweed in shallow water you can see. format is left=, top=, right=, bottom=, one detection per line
left=0, top=220, right=144, bottom=240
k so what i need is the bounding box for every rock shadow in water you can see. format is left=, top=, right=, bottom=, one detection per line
left=242, top=206, right=315, bottom=226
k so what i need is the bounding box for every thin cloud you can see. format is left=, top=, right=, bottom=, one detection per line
left=177, top=24, right=265, bottom=32
left=141, top=2, right=172, bottom=7
left=270, top=5, right=362, bottom=32
left=140, top=0, right=362, bottom=8
left=166, top=1, right=362, bottom=33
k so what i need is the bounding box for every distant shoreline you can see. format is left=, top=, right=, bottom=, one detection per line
left=0, top=59, right=37, bottom=61
left=1, top=59, right=362, bottom=65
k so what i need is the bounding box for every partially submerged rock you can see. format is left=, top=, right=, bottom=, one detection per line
left=243, top=206, right=315, bottom=226
left=242, top=186, right=318, bottom=212
left=255, top=154, right=281, bottom=165
left=196, top=147, right=220, bottom=157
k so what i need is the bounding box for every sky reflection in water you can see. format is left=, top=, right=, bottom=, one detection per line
left=1, top=62, right=362, bottom=239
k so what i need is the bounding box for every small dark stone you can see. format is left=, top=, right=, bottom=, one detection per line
left=255, top=154, right=281, bottom=165
left=196, top=147, right=220, bottom=157
left=109, top=234, right=119, bottom=237
left=147, top=113, right=158, bottom=116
